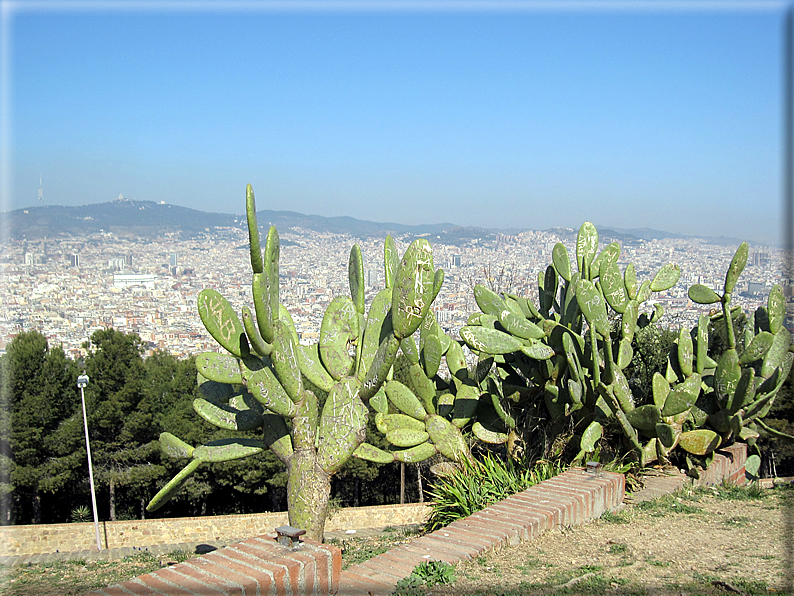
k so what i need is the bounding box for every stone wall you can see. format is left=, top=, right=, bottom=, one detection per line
left=0, top=502, right=431, bottom=557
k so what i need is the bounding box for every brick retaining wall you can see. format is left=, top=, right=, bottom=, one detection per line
left=88, top=535, right=342, bottom=596
left=0, top=502, right=430, bottom=557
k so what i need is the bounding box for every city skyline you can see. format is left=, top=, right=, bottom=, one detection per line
left=3, top=221, right=785, bottom=360
left=1, top=1, right=789, bottom=246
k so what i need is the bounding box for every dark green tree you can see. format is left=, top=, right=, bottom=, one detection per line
left=80, top=329, right=149, bottom=521
left=3, top=331, right=79, bottom=523
left=623, top=324, right=678, bottom=405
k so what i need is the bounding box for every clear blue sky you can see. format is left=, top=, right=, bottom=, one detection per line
left=2, top=1, right=788, bottom=245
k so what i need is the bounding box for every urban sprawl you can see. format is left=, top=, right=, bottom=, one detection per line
left=2, top=226, right=790, bottom=361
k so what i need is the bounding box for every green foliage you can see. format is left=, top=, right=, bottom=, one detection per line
left=70, top=505, right=91, bottom=523
left=3, top=331, right=80, bottom=523
left=635, top=492, right=703, bottom=516
left=393, top=560, right=456, bottom=595
left=460, top=225, right=794, bottom=476
left=78, top=329, right=172, bottom=521
left=623, top=324, right=677, bottom=404
left=150, top=184, right=466, bottom=540
left=425, top=453, right=564, bottom=531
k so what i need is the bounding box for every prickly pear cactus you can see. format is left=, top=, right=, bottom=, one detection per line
left=459, top=222, right=683, bottom=465
left=683, top=242, right=794, bottom=475
left=461, top=226, right=793, bottom=472
left=147, top=185, right=468, bottom=540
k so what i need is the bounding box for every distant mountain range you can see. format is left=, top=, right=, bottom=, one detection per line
left=1, top=198, right=751, bottom=247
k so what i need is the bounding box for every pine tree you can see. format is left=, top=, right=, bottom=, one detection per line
left=4, top=331, right=78, bottom=523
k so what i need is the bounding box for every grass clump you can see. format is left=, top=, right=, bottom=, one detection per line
left=425, top=453, right=564, bottom=531
left=393, top=560, right=455, bottom=596
left=600, top=509, right=630, bottom=524
left=635, top=493, right=703, bottom=516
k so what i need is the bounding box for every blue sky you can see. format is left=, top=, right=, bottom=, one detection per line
left=1, top=1, right=788, bottom=245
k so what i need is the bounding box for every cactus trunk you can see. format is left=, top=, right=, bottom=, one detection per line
left=286, top=449, right=332, bottom=541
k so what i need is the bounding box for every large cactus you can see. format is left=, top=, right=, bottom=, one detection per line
left=459, top=223, right=793, bottom=471
left=684, top=242, right=794, bottom=474
left=147, top=185, right=478, bottom=540
left=459, top=223, right=682, bottom=465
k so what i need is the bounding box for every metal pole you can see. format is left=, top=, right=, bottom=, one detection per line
left=78, top=373, right=102, bottom=551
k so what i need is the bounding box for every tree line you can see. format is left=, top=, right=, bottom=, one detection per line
left=0, top=329, right=420, bottom=525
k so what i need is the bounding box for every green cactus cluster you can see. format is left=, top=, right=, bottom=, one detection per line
left=682, top=242, right=794, bottom=475
left=148, top=185, right=480, bottom=539
left=460, top=223, right=793, bottom=472
left=148, top=193, right=792, bottom=537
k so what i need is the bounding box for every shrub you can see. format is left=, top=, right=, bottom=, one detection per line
left=425, top=453, right=564, bottom=531
left=70, top=506, right=91, bottom=523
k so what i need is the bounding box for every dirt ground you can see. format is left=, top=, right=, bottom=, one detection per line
left=423, top=484, right=794, bottom=596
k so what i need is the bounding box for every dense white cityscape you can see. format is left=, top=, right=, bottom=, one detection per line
left=1, top=224, right=788, bottom=361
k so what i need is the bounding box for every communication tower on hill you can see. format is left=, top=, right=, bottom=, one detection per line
left=38, top=176, right=43, bottom=202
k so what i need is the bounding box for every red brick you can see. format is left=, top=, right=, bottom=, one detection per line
left=304, top=538, right=341, bottom=594
left=180, top=556, right=256, bottom=591
left=541, top=477, right=600, bottom=519
left=357, top=557, right=415, bottom=581
left=480, top=502, right=547, bottom=538
left=498, top=497, right=554, bottom=532
left=465, top=512, right=527, bottom=542
left=542, top=472, right=611, bottom=516
left=430, top=526, right=499, bottom=551
left=226, top=541, right=302, bottom=594
left=179, top=560, right=247, bottom=596
left=375, top=544, right=427, bottom=571
left=410, top=533, right=483, bottom=559
left=342, top=567, right=399, bottom=590
left=420, top=527, right=493, bottom=553
left=365, top=552, right=421, bottom=576
left=567, top=468, right=624, bottom=508
left=553, top=475, right=614, bottom=516
left=372, top=544, right=434, bottom=569
left=202, top=551, right=275, bottom=593
left=492, top=493, right=570, bottom=525
left=133, top=571, right=196, bottom=595
left=516, top=483, right=574, bottom=509
left=522, top=484, right=578, bottom=521
left=339, top=570, right=394, bottom=596
left=103, top=578, right=166, bottom=596
left=507, top=492, right=566, bottom=527
left=531, top=484, right=586, bottom=524
left=277, top=549, right=317, bottom=595
left=154, top=566, right=229, bottom=596
left=447, top=516, right=514, bottom=544
left=489, top=494, right=555, bottom=518
left=398, top=542, right=463, bottom=565
left=446, top=512, right=512, bottom=535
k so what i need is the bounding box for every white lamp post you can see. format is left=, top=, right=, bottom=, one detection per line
left=77, top=372, right=102, bottom=551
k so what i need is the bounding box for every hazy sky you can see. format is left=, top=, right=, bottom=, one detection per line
left=1, top=1, right=788, bottom=245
